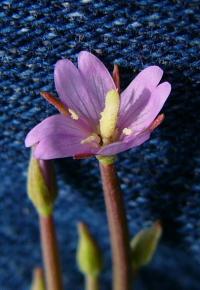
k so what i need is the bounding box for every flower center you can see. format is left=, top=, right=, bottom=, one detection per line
left=99, top=89, right=120, bottom=145
left=80, top=89, right=133, bottom=148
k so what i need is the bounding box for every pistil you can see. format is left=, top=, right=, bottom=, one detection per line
left=99, top=90, right=120, bottom=145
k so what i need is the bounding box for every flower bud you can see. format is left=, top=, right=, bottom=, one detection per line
left=130, top=221, right=162, bottom=269
left=31, top=268, right=46, bottom=290
left=76, top=222, right=103, bottom=277
left=27, top=153, right=57, bottom=216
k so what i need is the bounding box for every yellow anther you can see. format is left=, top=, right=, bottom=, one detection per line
left=69, top=108, right=79, bottom=120
left=122, top=128, right=132, bottom=136
left=99, top=90, right=120, bottom=144
left=81, top=133, right=101, bottom=146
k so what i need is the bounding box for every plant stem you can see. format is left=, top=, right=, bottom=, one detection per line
left=86, top=275, right=99, bottom=290
left=99, top=162, right=132, bottom=290
left=39, top=215, right=63, bottom=290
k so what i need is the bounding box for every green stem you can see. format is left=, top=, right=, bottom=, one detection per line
left=39, top=215, right=63, bottom=290
left=86, top=275, right=99, bottom=290
left=99, top=161, right=132, bottom=290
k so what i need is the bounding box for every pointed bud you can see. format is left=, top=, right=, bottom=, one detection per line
left=130, top=222, right=162, bottom=269
left=27, top=153, right=57, bottom=216
left=76, top=222, right=103, bottom=277
left=31, top=268, right=46, bottom=290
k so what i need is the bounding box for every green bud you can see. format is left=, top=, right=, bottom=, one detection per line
left=27, top=153, right=57, bottom=217
left=130, top=221, right=162, bottom=269
left=76, top=222, right=103, bottom=277
left=31, top=268, right=46, bottom=290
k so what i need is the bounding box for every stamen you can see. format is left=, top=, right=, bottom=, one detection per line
left=68, top=108, right=79, bottom=120
left=81, top=133, right=101, bottom=146
left=122, top=128, right=133, bottom=136
left=99, top=89, right=120, bottom=145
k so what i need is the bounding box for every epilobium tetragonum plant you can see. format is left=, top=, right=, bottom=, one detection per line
left=26, top=51, right=171, bottom=290
left=25, top=51, right=171, bottom=159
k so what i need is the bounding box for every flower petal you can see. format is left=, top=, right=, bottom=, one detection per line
left=127, top=82, right=171, bottom=133
left=25, top=114, right=90, bottom=148
left=54, top=59, right=98, bottom=124
left=119, top=66, right=163, bottom=119
left=34, top=134, right=98, bottom=159
left=97, top=131, right=150, bottom=156
left=118, top=87, right=151, bottom=133
left=78, top=51, right=116, bottom=114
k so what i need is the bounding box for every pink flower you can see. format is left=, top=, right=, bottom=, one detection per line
left=25, top=51, right=171, bottom=160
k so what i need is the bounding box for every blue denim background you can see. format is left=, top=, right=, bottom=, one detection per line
left=0, top=0, right=200, bottom=289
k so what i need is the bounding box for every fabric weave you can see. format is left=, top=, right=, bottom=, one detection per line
left=0, top=1, right=200, bottom=289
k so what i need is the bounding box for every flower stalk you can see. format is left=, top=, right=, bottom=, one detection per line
left=85, top=275, right=99, bottom=290
left=99, top=160, right=132, bottom=290
left=40, top=215, right=63, bottom=290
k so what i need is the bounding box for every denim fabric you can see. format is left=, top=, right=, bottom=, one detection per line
left=0, top=0, right=200, bottom=289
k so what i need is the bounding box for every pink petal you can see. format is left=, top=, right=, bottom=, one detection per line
left=97, top=141, right=128, bottom=156
left=54, top=59, right=98, bottom=124
left=119, top=66, right=164, bottom=122
left=97, top=131, right=150, bottom=156
left=25, top=114, right=90, bottom=148
left=34, top=134, right=98, bottom=160
left=78, top=51, right=116, bottom=114
left=118, top=87, right=151, bottom=133
left=127, top=82, right=171, bottom=133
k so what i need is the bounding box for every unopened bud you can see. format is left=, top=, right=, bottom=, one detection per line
left=31, top=268, right=46, bottom=290
left=130, top=221, right=162, bottom=269
left=76, top=222, right=103, bottom=277
left=27, top=153, right=57, bottom=216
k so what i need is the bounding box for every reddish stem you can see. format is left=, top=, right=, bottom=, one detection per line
left=99, top=162, right=132, bottom=290
left=86, top=275, right=99, bottom=290
left=39, top=215, right=63, bottom=290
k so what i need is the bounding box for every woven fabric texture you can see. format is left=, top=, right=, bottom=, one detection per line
left=0, top=0, right=200, bottom=289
